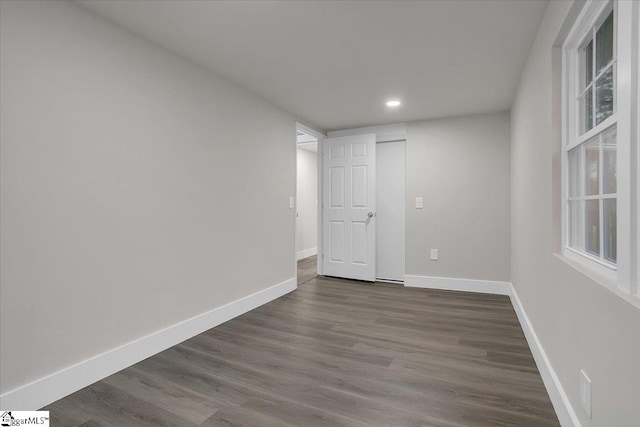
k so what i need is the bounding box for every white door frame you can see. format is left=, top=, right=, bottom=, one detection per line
left=294, top=122, right=325, bottom=277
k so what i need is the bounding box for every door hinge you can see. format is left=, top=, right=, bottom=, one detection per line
left=322, top=254, right=324, bottom=260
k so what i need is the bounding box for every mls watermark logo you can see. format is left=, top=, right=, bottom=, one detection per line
left=0, top=411, right=49, bottom=426
left=0, top=412, right=12, bottom=426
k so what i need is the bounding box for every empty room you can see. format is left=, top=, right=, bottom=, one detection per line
left=1, top=1, right=639, bottom=426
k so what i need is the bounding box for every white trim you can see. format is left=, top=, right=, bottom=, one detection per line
left=554, top=253, right=640, bottom=310
left=0, top=277, right=297, bottom=410
left=296, top=247, right=317, bottom=261
left=561, top=19, right=571, bottom=263
left=404, top=274, right=511, bottom=295
left=376, top=278, right=404, bottom=284
left=293, top=124, right=299, bottom=281
left=295, top=122, right=326, bottom=278
left=636, top=0, right=640, bottom=297
left=615, top=0, right=635, bottom=293
left=508, top=286, right=582, bottom=427
left=317, top=135, right=324, bottom=276
left=570, top=114, right=616, bottom=149
left=562, top=245, right=617, bottom=281
left=327, top=123, right=407, bottom=143
left=404, top=275, right=581, bottom=427
left=295, top=122, right=325, bottom=140
left=564, top=1, right=611, bottom=52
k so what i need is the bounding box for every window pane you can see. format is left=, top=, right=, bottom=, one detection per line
left=568, top=145, right=582, bottom=197
left=581, top=89, right=593, bottom=134
left=584, top=40, right=593, bottom=87
left=595, top=66, right=614, bottom=125
left=569, top=200, right=583, bottom=249
left=584, top=137, right=600, bottom=196
left=603, top=127, right=617, bottom=194
left=585, top=199, right=600, bottom=256
left=595, top=11, right=614, bottom=73
left=603, top=198, right=616, bottom=263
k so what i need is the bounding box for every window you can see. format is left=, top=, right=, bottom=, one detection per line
left=563, top=0, right=638, bottom=295
left=566, top=5, right=617, bottom=275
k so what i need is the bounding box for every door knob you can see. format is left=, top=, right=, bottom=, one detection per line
left=367, top=212, right=374, bottom=218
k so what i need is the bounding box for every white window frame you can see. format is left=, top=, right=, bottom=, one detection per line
left=636, top=0, right=640, bottom=298
left=562, top=0, right=638, bottom=296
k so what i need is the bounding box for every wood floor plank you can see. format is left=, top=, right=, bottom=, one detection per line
left=102, top=368, right=220, bottom=424
left=55, top=382, right=199, bottom=427
left=43, top=257, right=559, bottom=426
left=44, top=399, right=94, bottom=427
left=199, top=405, right=294, bottom=427
left=77, top=419, right=115, bottom=427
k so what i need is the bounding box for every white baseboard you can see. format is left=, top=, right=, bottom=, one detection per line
left=0, top=277, right=297, bottom=410
left=296, top=247, right=317, bottom=261
left=404, top=274, right=511, bottom=295
left=507, top=286, right=582, bottom=427
left=404, top=274, right=580, bottom=427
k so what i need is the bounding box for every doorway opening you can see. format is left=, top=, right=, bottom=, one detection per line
left=296, top=128, right=319, bottom=285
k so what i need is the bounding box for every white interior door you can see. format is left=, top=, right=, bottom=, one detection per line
left=322, top=134, right=376, bottom=281
left=376, top=141, right=405, bottom=281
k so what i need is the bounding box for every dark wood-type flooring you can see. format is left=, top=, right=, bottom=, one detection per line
left=43, top=257, right=559, bottom=426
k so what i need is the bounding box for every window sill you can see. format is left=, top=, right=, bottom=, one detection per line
left=562, top=247, right=617, bottom=281
left=553, top=253, right=640, bottom=310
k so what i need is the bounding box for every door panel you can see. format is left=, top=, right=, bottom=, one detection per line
left=330, top=167, right=345, bottom=207
left=351, top=165, right=367, bottom=207
left=322, top=134, right=376, bottom=281
left=330, top=221, right=345, bottom=262
left=351, top=221, right=368, bottom=264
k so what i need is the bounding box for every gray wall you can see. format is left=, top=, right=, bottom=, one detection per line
left=296, top=147, right=317, bottom=255
left=511, top=1, right=640, bottom=425
left=406, top=112, right=511, bottom=283
left=0, top=0, right=295, bottom=395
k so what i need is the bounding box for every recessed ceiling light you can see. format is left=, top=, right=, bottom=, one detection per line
left=386, top=100, right=401, bottom=107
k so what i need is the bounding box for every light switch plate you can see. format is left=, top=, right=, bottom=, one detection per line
left=416, top=197, right=424, bottom=209
left=430, top=249, right=438, bottom=260
left=289, top=196, right=295, bottom=209
left=580, top=369, right=592, bottom=418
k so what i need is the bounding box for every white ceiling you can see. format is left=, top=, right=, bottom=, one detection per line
left=78, top=0, right=548, bottom=132
left=298, top=142, right=318, bottom=154
left=297, top=131, right=318, bottom=152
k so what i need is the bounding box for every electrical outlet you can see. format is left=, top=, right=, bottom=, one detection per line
left=289, top=196, right=295, bottom=209
left=430, top=249, right=438, bottom=261
left=580, top=369, right=592, bottom=418
left=415, top=197, right=423, bottom=209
